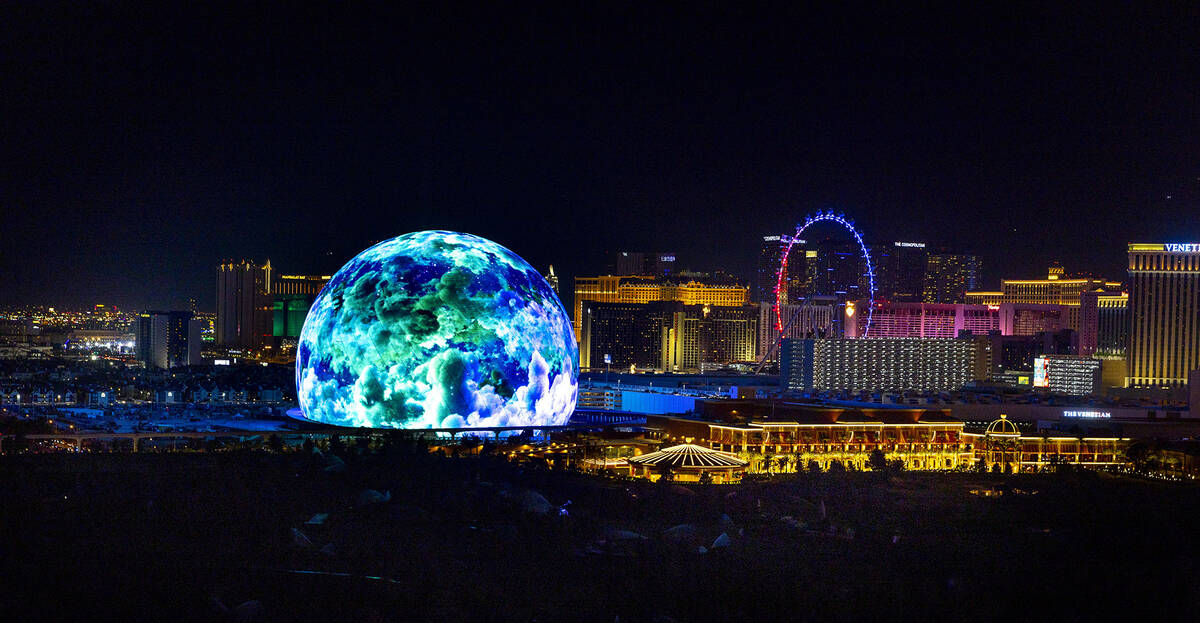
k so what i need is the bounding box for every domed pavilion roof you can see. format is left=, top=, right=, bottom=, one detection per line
left=984, top=415, right=1021, bottom=437
left=627, top=444, right=748, bottom=469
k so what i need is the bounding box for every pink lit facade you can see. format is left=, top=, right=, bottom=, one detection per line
left=844, top=302, right=999, bottom=338
left=845, top=301, right=1096, bottom=341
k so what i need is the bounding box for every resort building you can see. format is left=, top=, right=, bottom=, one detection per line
left=963, top=416, right=1128, bottom=473
left=641, top=402, right=1133, bottom=475
left=707, top=416, right=973, bottom=471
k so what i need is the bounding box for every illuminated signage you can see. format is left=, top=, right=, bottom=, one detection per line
left=660, top=255, right=675, bottom=262
left=763, top=235, right=781, bottom=242
left=1165, top=243, right=1200, bottom=253
left=213, top=359, right=231, bottom=366
left=894, top=241, right=926, bottom=248
left=1063, top=410, right=1111, bottom=419
left=1032, top=357, right=1049, bottom=388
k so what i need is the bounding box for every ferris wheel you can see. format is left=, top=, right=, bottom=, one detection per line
left=773, top=211, right=876, bottom=337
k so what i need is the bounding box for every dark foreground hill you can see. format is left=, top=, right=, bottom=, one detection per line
left=1, top=450, right=1197, bottom=622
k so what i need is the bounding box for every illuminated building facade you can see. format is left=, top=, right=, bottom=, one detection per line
left=573, top=275, right=749, bottom=343
left=696, top=407, right=973, bottom=471
left=216, top=260, right=272, bottom=348
left=966, top=266, right=1123, bottom=344
left=780, top=337, right=986, bottom=394
left=135, top=311, right=202, bottom=369
left=1096, top=293, right=1128, bottom=358
left=873, top=241, right=928, bottom=302
left=577, top=386, right=620, bottom=410
left=544, top=265, right=559, bottom=295
left=273, top=274, right=329, bottom=296
left=757, top=235, right=807, bottom=304
left=984, top=331, right=1076, bottom=376
left=966, top=265, right=1120, bottom=306
left=963, top=417, right=1127, bottom=473
left=999, top=303, right=1071, bottom=336
left=194, top=312, right=216, bottom=342
left=922, top=253, right=981, bottom=303
left=690, top=305, right=758, bottom=368
left=756, top=301, right=836, bottom=361
left=269, top=274, right=330, bottom=343
left=845, top=301, right=999, bottom=338
left=1032, top=355, right=1101, bottom=395
left=1127, top=243, right=1200, bottom=387
left=651, top=410, right=1127, bottom=474
left=806, top=239, right=869, bottom=304
left=580, top=301, right=757, bottom=371
left=272, top=295, right=312, bottom=341
left=1078, top=291, right=1099, bottom=357
left=580, top=301, right=665, bottom=370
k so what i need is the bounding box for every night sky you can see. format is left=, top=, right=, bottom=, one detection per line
left=2, top=4, right=1198, bottom=311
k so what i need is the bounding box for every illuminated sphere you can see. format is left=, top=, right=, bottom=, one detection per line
left=296, top=231, right=578, bottom=429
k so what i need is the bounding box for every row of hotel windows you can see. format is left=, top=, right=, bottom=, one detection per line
left=1130, top=253, right=1200, bottom=271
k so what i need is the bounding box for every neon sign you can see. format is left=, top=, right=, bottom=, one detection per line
left=1063, top=410, right=1111, bottom=419
left=1165, top=243, right=1200, bottom=253
left=893, top=241, right=926, bottom=248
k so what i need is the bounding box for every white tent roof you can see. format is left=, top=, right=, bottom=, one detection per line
left=627, top=444, right=748, bottom=469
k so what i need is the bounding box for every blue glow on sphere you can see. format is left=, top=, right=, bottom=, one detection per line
left=296, top=231, right=578, bottom=429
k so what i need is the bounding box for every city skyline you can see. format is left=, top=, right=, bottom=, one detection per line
left=5, top=7, right=1200, bottom=622
left=0, top=228, right=1185, bottom=314
left=2, top=6, right=1199, bottom=310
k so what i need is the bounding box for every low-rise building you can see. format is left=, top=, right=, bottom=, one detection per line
left=963, top=416, right=1127, bottom=472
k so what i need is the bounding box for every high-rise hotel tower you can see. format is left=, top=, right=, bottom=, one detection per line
left=1126, top=243, right=1200, bottom=387
left=217, top=260, right=273, bottom=349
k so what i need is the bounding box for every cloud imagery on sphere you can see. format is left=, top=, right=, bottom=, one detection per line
left=296, top=231, right=578, bottom=429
